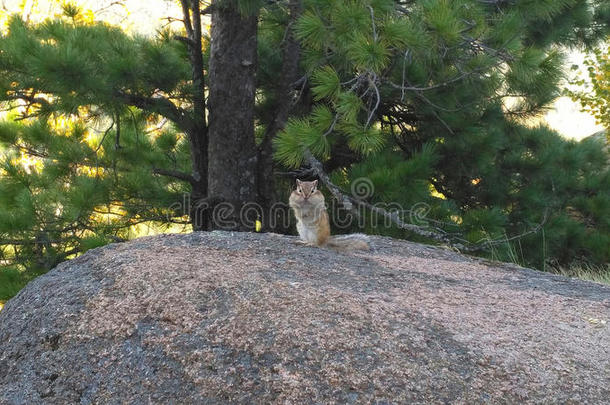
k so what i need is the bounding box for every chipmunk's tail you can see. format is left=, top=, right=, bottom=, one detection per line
left=325, top=234, right=370, bottom=251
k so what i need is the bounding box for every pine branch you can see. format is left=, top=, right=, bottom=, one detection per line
left=0, top=239, right=63, bottom=246
left=303, top=151, right=549, bottom=253
left=304, top=149, right=459, bottom=245
left=173, top=35, right=196, bottom=47
left=476, top=0, right=514, bottom=5
left=367, top=6, right=378, bottom=42
left=152, top=167, right=196, bottom=184
left=93, top=1, right=126, bottom=14
left=13, top=143, right=48, bottom=158
left=471, top=209, right=550, bottom=251
left=94, top=119, right=115, bottom=153
left=365, top=74, right=381, bottom=129
left=461, top=35, right=514, bottom=62
left=201, top=4, right=214, bottom=15
left=117, top=91, right=194, bottom=133
left=54, top=247, right=82, bottom=263
left=322, top=113, right=339, bottom=137
left=388, top=72, right=472, bottom=92
left=114, top=113, right=121, bottom=150
left=3, top=92, right=52, bottom=117
left=161, top=16, right=186, bottom=28
left=304, top=150, right=363, bottom=215
left=4, top=92, right=49, bottom=106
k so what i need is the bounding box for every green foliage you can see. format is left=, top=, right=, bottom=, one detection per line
left=0, top=0, right=609, bottom=303
left=271, top=0, right=609, bottom=274
left=311, top=66, right=341, bottom=101
left=344, top=125, right=385, bottom=155
left=295, top=11, right=328, bottom=49
left=276, top=0, right=607, bottom=169
left=0, top=15, right=190, bottom=116
left=421, top=0, right=465, bottom=45
left=462, top=208, right=508, bottom=244
left=0, top=115, right=190, bottom=276
left=236, top=0, right=265, bottom=16
left=346, top=34, right=390, bottom=71
left=273, top=118, right=309, bottom=167
left=0, top=10, right=194, bottom=297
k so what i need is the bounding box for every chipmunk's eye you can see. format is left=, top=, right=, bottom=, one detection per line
left=297, top=188, right=302, bottom=193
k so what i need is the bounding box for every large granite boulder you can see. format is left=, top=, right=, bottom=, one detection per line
left=0, top=232, right=608, bottom=403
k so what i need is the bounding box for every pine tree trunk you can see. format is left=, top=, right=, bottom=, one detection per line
left=188, top=0, right=208, bottom=231
left=188, top=128, right=208, bottom=231
left=207, top=0, right=258, bottom=231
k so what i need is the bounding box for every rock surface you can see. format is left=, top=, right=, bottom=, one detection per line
left=0, top=231, right=609, bottom=404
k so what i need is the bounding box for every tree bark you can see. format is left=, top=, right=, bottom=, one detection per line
left=207, top=0, right=259, bottom=230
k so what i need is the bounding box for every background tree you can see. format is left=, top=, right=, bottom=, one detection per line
left=1, top=0, right=609, bottom=302
left=0, top=0, right=233, bottom=298
left=271, top=0, right=609, bottom=269
left=0, top=8, right=192, bottom=279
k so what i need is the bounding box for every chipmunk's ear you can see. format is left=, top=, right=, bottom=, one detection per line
left=312, top=180, right=318, bottom=188
left=296, top=179, right=302, bottom=186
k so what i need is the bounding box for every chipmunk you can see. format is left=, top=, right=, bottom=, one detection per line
left=289, top=179, right=369, bottom=251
